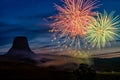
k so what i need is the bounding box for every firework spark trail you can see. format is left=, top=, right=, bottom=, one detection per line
left=87, top=11, right=120, bottom=48
left=52, top=34, right=84, bottom=49
left=49, top=0, right=99, bottom=49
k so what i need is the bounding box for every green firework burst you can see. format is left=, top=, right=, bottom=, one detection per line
left=87, top=11, right=120, bottom=48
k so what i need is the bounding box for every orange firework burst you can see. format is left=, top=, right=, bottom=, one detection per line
left=50, top=0, right=99, bottom=37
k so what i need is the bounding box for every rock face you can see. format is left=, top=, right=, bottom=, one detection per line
left=6, top=36, right=35, bottom=58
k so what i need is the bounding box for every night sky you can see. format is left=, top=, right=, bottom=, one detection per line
left=0, top=0, right=120, bottom=54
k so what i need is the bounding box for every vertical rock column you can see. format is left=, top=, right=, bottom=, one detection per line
left=6, top=36, right=35, bottom=58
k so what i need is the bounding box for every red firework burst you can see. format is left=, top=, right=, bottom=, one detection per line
left=50, top=0, right=99, bottom=37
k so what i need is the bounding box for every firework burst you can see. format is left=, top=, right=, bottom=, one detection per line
left=50, top=0, right=99, bottom=49
left=87, top=11, right=120, bottom=48
left=50, top=0, right=98, bottom=37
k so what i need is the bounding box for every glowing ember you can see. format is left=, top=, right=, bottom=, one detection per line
left=68, top=49, right=93, bottom=65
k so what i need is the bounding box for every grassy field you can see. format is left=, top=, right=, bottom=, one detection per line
left=96, top=72, right=120, bottom=80
left=0, top=60, right=120, bottom=80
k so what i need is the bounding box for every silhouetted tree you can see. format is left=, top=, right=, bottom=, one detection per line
left=74, top=63, right=96, bottom=80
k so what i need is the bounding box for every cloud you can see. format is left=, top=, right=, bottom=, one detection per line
left=17, top=11, right=57, bottom=20
left=0, top=22, right=9, bottom=27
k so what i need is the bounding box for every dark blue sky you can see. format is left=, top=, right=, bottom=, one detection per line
left=0, top=0, right=58, bottom=25
left=0, top=0, right=120, bottom=53
left=1, top=0, right=120, bottom=25
left=0, top=0, right=59, bottom=46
